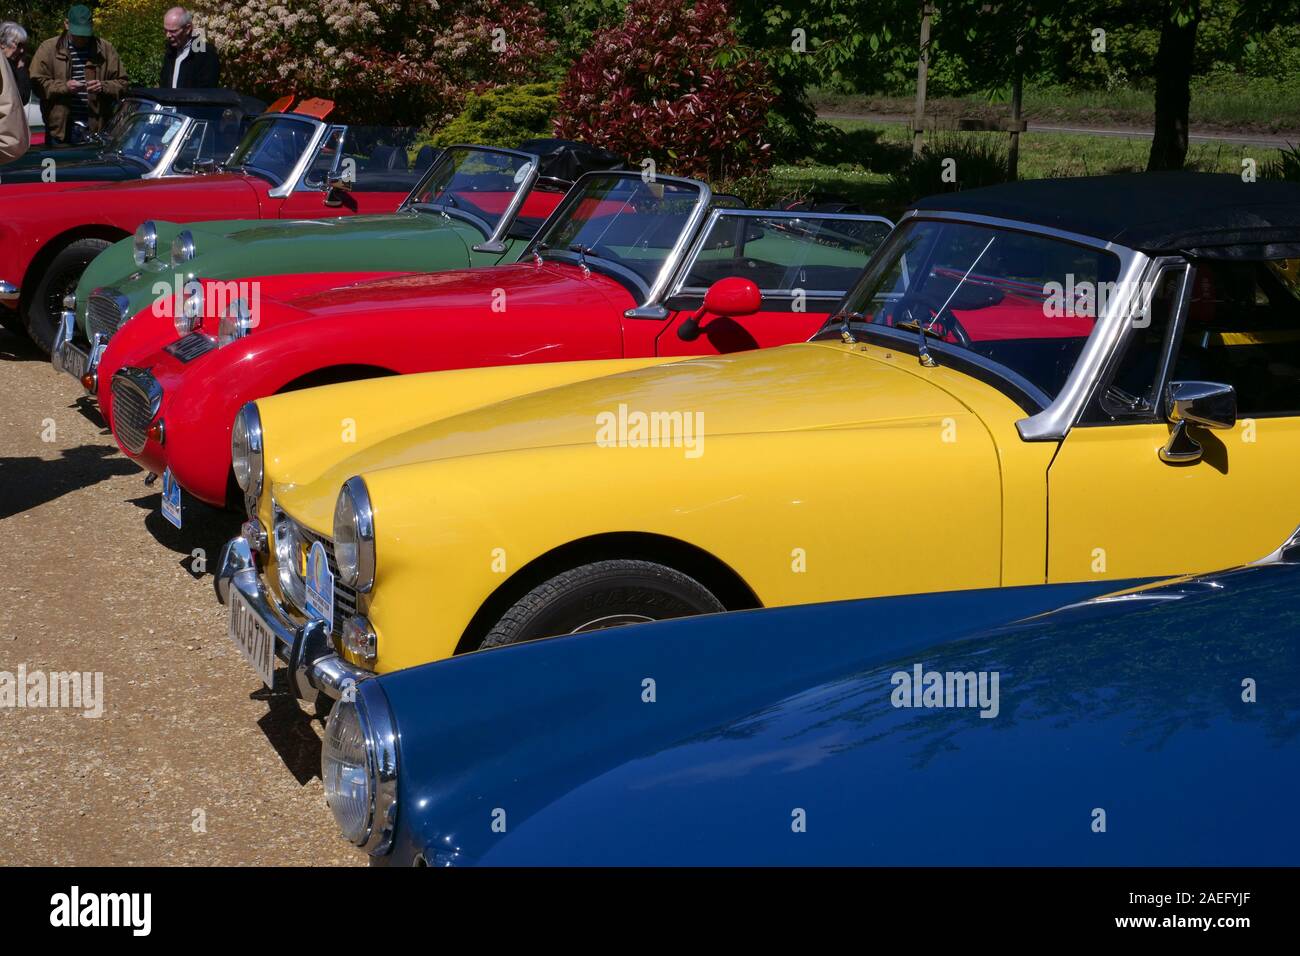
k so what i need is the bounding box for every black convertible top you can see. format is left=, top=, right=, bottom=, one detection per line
left=517, top=138, right=626, bottom=184
left=125, top=86, right=267, bottom=117
left=912, top=172, right=1300, bottom=259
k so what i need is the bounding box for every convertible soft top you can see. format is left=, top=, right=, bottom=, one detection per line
left=518, top=138, right=627, bottom=184
left=125, top=86, right=267, bottom=117
left=912, top=172, right=1300, bottom=259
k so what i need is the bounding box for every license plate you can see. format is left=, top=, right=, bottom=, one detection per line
left=228, top=589, right=277, bottom=688
left=61, top=341, right=88, bottom=382
left=160, top=468, right=182, bottom=529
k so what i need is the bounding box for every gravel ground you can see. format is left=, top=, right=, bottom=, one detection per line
left=0, top=326, right=360, bottom=866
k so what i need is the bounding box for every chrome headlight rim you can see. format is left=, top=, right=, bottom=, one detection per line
left=216, top=296, right=253, bottom=348
left=322, top=679, right=398, bottom=854
left=174, top=278, right=204, bottom=336
left=333, top=476, right=376, bottom=594
left=171, top=229, right=196, bottom=267
left=133, top=220, right=158, bottom=267
left=230, top=402, right=263, bottom=499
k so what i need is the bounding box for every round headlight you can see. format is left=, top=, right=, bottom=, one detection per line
left=174, top=279, right=204, bottom=336
left=321, top=683, right=398, bottom=853
left=171, top=229, right=196, bottom=266
left=133, top=221, right=158, bottom=266
left=322, top=696, right=373, bottom=845
left=333, top=476, right=376, bottom=593
left=230, top=402, right=263, bottom=497
left=217, top=297, right=253, bottom=347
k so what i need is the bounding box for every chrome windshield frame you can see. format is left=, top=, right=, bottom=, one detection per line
left=858, top=209, right=1151, bottom=442
left=521, top=170, right=713, bottom=318
left=397, top=144, right=545, bottom=252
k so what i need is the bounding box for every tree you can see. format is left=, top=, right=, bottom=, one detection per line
left=1146, top=0, right=1200, bottom=171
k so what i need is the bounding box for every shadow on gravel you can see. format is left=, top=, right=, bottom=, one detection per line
left=129, top=492, right=241, bottom=578
left=0, top=444, right=140, bottom=519
left=254, top=680, right=325, bottom=785
left=70, top=394, right=110, bottom=434
left=0, top=327, right=44, bottom=363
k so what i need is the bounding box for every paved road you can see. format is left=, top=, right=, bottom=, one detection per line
left=0, top=327, right=358, bottom=866
left=819, top=111, right=1299, bottom=150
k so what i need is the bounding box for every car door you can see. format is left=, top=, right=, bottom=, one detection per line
left=654, top=210, right=892, bottom=356
left=1046, top=255, right=1300, bottom=582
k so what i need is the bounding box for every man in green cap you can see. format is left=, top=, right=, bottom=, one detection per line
left=31, top=5, right=125, bottom=144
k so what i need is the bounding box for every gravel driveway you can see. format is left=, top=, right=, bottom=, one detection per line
left=0, top=327, right=359, bottom=866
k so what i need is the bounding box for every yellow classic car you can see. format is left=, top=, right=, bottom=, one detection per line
left=216, top=172, right=1300, bottom=705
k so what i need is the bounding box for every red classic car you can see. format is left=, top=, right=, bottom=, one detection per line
left=97, top=170, right=892, bottom=515
left=0, top=97, right=427, bottom=353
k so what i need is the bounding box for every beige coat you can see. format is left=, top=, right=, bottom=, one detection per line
left=0, top=52, right=31, bottom=163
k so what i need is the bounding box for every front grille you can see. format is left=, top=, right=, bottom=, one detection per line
left=88, top=289, right=129, bottom=343
left=110, top=369, right=160, bottom=455
left=295, top=523, right=358, bottom=638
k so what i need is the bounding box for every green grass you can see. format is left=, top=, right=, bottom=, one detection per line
left=770, top=119, right=1290, bottom=217
left=811, top=77, right=1300, bottom=133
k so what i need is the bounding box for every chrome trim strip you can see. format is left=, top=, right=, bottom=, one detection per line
left=215, top=536, right=372, bottom=704
left=667, top=208, right=894, bottom=298
left=892, top=209, right=1151, bottom=442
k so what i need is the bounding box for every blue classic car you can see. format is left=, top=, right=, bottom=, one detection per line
left=322, top=534, right=1300, bottom=866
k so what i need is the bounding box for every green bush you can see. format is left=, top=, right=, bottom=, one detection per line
left=428, top=83, right=559, bottom=148
left=92, top=0, right=172, bottom=88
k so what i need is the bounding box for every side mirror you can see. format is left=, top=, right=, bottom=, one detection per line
left=323, top=175, right=353, bottom=207
left=678, top=277, right=761, bottom=341
left=1159, top=380, right=1236, bottom=463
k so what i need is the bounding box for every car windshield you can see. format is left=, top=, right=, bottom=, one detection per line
left=830, top=218, right=1123, bottom=400
left=105, top=110, right=188, bottom=168
left=532, top=175, right=706, bottom=289
left=225, top=115, right=319, bottom=186
left=405, top=146, right=540, bottom=235
left=679, top=213, right=891, bottom=294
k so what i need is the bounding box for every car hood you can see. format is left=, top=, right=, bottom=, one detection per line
left=275, top=342, right=968, bottom=526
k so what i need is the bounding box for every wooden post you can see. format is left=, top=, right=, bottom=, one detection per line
left=912, top=2, right=933, bottom=159
left=1007, top=37, right=1023, bottom=180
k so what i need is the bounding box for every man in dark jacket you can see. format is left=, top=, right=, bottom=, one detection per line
left=30, top=5, right=126, bottom=144
left=160, top=7, right=219, bottom=89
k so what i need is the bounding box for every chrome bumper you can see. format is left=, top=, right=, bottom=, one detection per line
left=50, top=308, right=104, bottom=391
left=215, top=536, right=371, bottom=704
left=0, top=280, right=17, bottom=303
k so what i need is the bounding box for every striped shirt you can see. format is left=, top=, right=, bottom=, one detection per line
left=67, top=42, right=90, bottom=129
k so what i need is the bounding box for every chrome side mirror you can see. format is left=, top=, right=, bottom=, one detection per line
left=1159, top=380, right=1236, bottom=463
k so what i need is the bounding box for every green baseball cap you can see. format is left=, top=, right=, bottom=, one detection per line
left=67, top=5, right=94, bottom=37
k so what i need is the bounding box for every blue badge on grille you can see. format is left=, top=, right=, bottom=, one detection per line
left=305, top=539, right=334, bottom=634
left=160, top=468, right=182, bottom=529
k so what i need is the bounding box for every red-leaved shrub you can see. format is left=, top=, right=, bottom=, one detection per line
left=552, top=0, right=776, bottom=180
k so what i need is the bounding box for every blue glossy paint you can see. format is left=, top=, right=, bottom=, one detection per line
left=373, top=566, right=1300, bottom=866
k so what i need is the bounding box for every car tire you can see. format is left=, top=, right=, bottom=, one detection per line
left=24, top=237, right=110, bottom=355
left=480, top=559, right=725, bottom=650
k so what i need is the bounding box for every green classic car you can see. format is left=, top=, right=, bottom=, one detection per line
left=55, top=139, right=623, bottom=389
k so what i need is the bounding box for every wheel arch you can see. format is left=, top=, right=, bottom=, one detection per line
left=455, top=531, right=762, bottom=654
left=20, top=225, right=132, bottom=309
